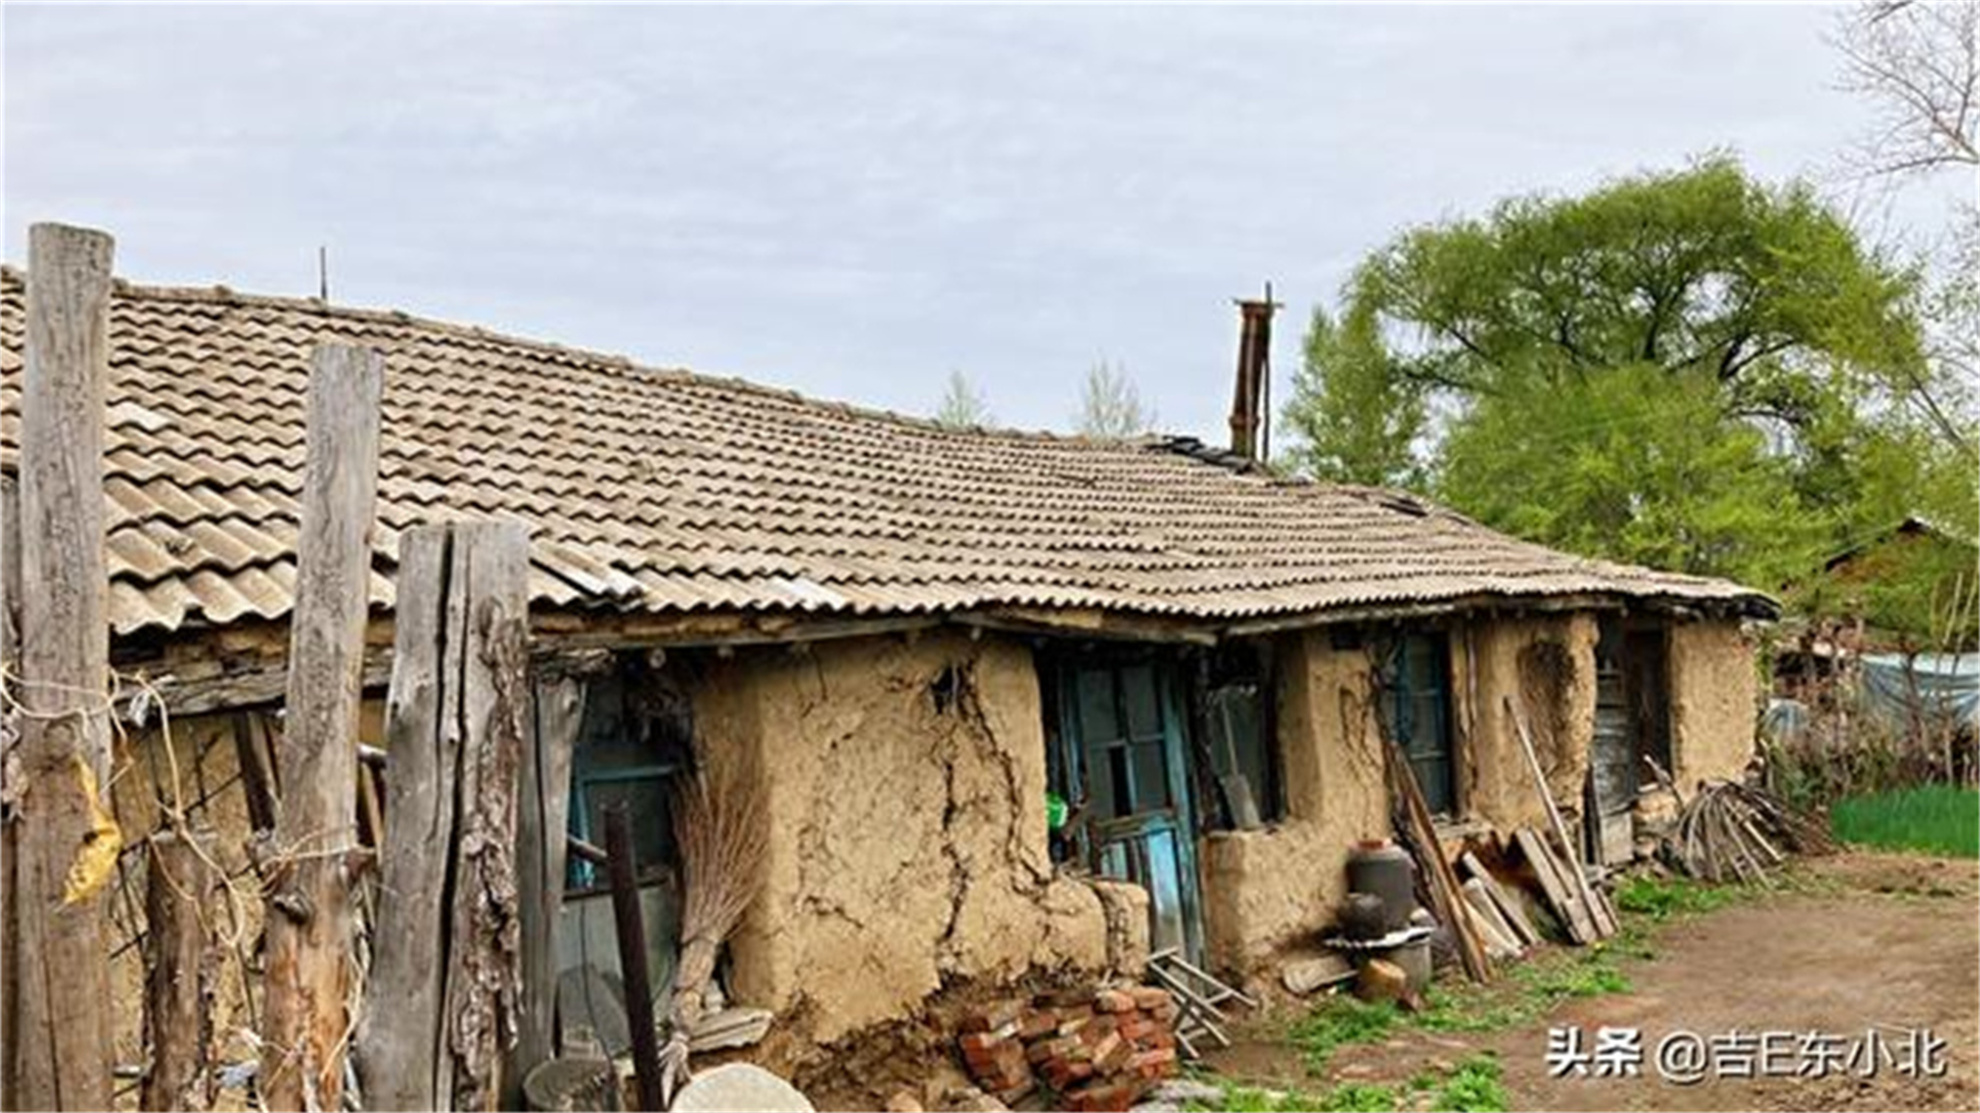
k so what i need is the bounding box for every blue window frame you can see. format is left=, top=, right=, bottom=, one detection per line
left=1383, top=632, right=1457, bottom=817
left=565, top=666, right=691, bottom=891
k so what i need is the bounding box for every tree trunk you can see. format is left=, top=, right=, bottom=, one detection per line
left=13, top=222, right=117, bottom=1112
left=260, top=344, right=384, bottom=1112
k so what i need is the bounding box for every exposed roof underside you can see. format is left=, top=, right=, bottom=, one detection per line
left=0, top=269, right=1774, bottom=638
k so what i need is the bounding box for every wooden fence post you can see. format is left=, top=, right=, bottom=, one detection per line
left=144, top=830, right=219, bottom=1112
left=3, top=472, right=21, bottom=1112
left=357, top=526, right=451, bottom=1112
left=260, top=343, right=383, bottom=1112
left=359, top=522, right=530, bottom=1112
left=13, top=221, right=117, bottom=1111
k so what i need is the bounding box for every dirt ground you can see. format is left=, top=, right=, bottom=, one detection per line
left=1209, top=852, right=1979, bottom=1112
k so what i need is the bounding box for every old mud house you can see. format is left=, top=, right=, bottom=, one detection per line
left=0, top=269, right=1773, bottom=1088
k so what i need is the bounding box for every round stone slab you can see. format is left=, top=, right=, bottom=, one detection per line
left=670, top=1064, right=814, bottom=1113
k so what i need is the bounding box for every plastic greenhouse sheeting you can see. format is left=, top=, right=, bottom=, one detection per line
left=1859, top=653, right=1980, bottom=732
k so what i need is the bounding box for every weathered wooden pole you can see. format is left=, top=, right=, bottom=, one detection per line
left=357, top=527, right=452, bottom=1112
left=511, top=669, right=587, bottom=1102
left=605, top=804, right=665, bottom=1113
left=2, top=472, right=22, bottom=1112
left=143, top=830, right=220, bottom=1112
left=359, top=521, right=530, bottom=1111
left=441, top=523, right=531, bottom=1111
left=12, top=221, right=118, bottom=1112
left=260, top=343, right=383, bottom=1112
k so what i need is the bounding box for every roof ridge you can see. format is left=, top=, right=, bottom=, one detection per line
left=0, top=263, right=1152, bottom=450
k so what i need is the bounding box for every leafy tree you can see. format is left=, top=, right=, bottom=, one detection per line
left=934, top=370, right=992, bottom=429
left=1439, top=364, right=1823, bottom=587
left=1282, top=156, right=1947, bottom=589
left=1074, top=360, right=1154, bottom=438
left=1281, top=302, right=1424, bottom=486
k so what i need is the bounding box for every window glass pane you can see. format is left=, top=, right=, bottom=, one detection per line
left=1105, top=746, right=1132, bottom=818
left=1129, top=740, right=1171, bottom=811
left=1076, top=670, right=1121, bottom=746
left=1121, top=664, right=1162, bottom=740
left=1206, top=682, right=1271, bottom=823
left=1084, top=743, right=1120, bottom=820
left=578, top=776, right=675, bottom=883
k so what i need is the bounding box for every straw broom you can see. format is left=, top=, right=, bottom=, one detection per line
left=657, top=751, right=769, bottom=1106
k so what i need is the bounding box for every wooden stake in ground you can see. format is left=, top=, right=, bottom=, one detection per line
left=144, top=830, right=220, bottom=1112
left=11, top=222, right=118, bottom=1112
left=260, top=344, right=384, bottom=1112
left=359, top=522, right=531, bottom=1112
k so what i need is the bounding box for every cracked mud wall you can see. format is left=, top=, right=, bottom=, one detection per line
left=1455, top=612, right=1599, bottom=833
left=1668, top=618, right=1758, bottom=791
left=689, top=630, right=1110, bottom=1046
left=1199, top=629, right=1388, bottom=975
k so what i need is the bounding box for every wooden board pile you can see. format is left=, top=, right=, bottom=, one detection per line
left=956, top=986, right=1180, bottom=1112
left=1508, top=827, right=1619, bottom=944
left=1667, top=780, right=1837, bottom=884
left=1455, top=850, right=1541, bottom=959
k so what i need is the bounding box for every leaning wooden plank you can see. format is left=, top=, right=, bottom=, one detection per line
left=262, top=344, right=384, bottom=1112
left=1460, top=878, right=1524, bottom=958
left=1514, top=828, right=1592, bottom=944
left=13, top=223, right=118, bottom=1112
left=1547, top=833, right=1618, bottom=938
left=1459, top=852, right=1539, bottom=947
left=1554, top=835, right=1619, bottom=937
left=1505, top=696, right=1611, bottom=940
left=1389, top=743, right=1492, bottom=981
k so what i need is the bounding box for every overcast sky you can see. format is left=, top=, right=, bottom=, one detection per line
left=3, top=3, right=1966, bottom=441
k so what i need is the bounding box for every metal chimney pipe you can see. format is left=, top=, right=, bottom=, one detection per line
left=1228, top=284, right=1279, bottom=461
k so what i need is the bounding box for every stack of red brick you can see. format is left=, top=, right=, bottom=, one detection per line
left=957, top=985, right=1180, bottom=1112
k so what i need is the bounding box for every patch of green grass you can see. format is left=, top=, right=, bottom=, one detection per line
left=1431, top=1054, right=1507, bottom=1113
left=1613, top=874, right=1744, bottom=920
left=1192, top=1055, right=1505, bottom=1112
left=1286, top=996, right=1401, bottom=1072
left=1318, top=1082, right=1399, bottom=1112
left=1192, top=1081, right=1388, bottom=1113
left=1405, top=943, right=1634, bottom=1037
left=1831, top=785, right=1980, bottom=858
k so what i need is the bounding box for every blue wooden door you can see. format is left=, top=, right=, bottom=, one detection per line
left=1061, top=660, right=1203, bottom=962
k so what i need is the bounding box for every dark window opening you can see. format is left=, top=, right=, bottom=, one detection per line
left=1379, top=631, right=1457, bottom=817
left=1191, top=641, right=1283, bottom=829
left=1623, top=627, right=1673, bottom=779
left=566, top=657, right=694, bottom=892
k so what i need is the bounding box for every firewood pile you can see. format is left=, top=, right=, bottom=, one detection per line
left=955, top=986, right=1181, bottom=1112
left=1666, top=780, right=1836, bottom=883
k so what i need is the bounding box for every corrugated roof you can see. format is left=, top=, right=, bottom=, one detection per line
left=0, top=269, right=1773, bottom=637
